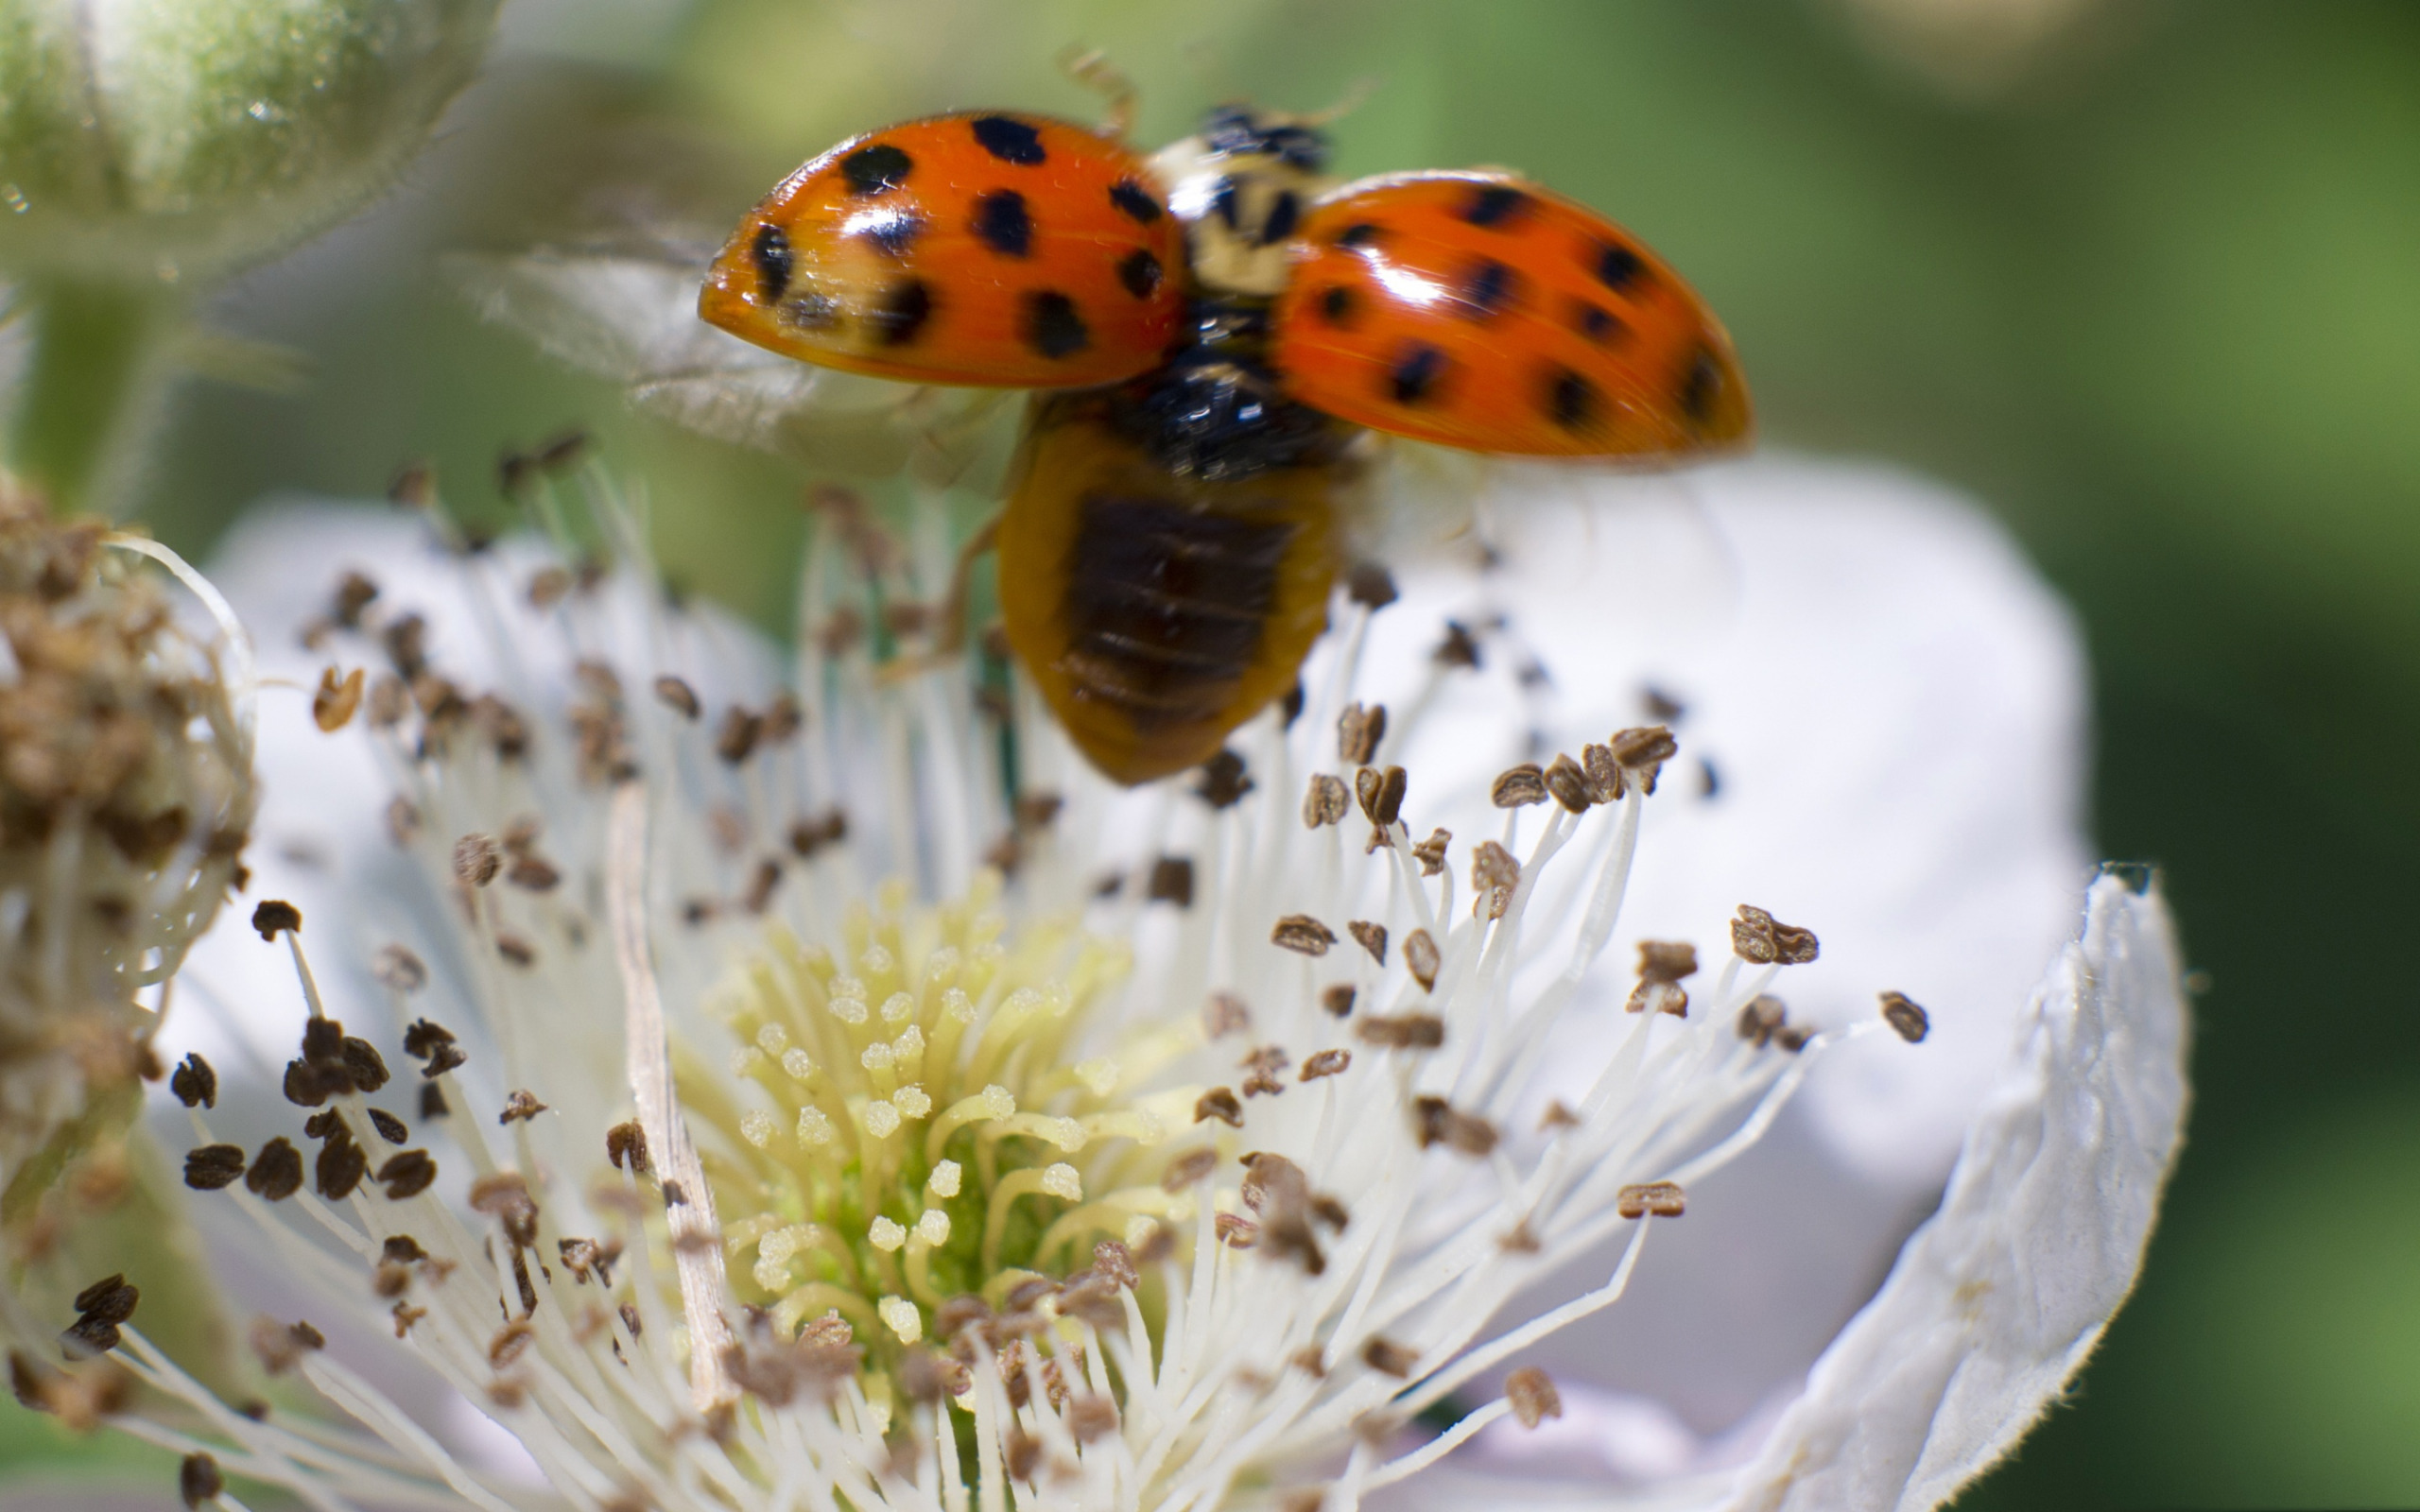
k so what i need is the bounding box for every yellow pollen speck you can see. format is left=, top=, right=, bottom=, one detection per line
left=881, top=991, right=914, bottom=1024
left=781, top=1047, right=814, bottom=1080
left=861, top=1041, right=895, bottom=1072
left=1076, top=1057, right=1118, bottom=1096
left=893, top=1084, right=933, bottom=1118
left=739, top=1109, right=776, bottom=1147
left=895, top=1024, right=925, bottom=1057
left=834, top=975, right=868, bottom=1002
left=730, top=1045, right=765, bottom=1074
left=943, top=988, right=975, bottom=1022
left=753, top=1256, right=789, bottom=1290
left=879, top=1295, right=922, bottom=1344
left=869, top=1216, right=907, bottom=1252
left=1041, top=1163, right=1082, bottom=1201
left=860, top=946, right=893, bottom=977
left=863, top=1100, right=903, bottom=1138
left=915, top=1209, right=951, bottom=1246
left=928, top=1160, right=961, bottom=1198
left=981, top=1085, right=1015, bottom=1118
left=830, top=994, right=868, bottom=1026
left=756, top=1023, right=789, bottom=1055
left=796, top=1107, right=836, bottom=1145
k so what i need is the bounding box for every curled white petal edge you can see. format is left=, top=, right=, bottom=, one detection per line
left=1709, top=872, right=2190, bottom=1512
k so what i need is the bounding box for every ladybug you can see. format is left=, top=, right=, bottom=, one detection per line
left=700, top=104, right=1750, bottom=784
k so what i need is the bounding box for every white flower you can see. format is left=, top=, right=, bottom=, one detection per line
left=62, top=455, right=2181, bottom=1512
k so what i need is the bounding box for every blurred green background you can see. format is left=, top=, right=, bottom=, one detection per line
left=10, top=0, right=2420, bottom=1504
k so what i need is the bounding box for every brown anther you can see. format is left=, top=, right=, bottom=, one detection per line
left=1195, top=748, right=1253, bottom=809
left=248, top=1317, right=324, bottom=1376
left=316, top=1131, right=369, bottom=1200
left=759, top=694, right=804, bottom=743
left=1321, top=984, right=1357, bottom=1018
left=1162, top=1148, right=1218, bottom=1192
left=246, top=1139, right=303, bottom=1201
left=619, top=1303, right=642, bottom=1338
left=1732, top=904, right=1820, bottom=966
left=382, top=614, right=429, bottom=677
left=1544, top=753, right=1596, bottom=813
left=1068, top=1394, right=1120, bottom=1442
left=372, top=944, right=427, bottom=992
left=1737, top=995, right=1789, bottom=1049
left=1194, top=1088, right=1244, bottom=1128
left=1216, top=1213, right=1259, bottom=1249
left=934, top=1295, right=992, bottom=1342
left=1240, top=1043, right=1289, bottom=1098
left=1357, top=1014, right=1444, bottom=1050
left=1616, top=1180, right=1685, bottom=1219
left=741, top=858, right=783, bottom=914
left=489, top=1320, right=537, bottom=1370
left=1506, top=1366, right=1564, bottom=1429
left=606, top=1120, right=650, bottom=1174
left=494, top=933, right=535, bottom=968
left=1147, top=856, right=1195, bottom=907
left=1300, top=1049, right=1351, bottom=1082
left=507, top=855, right=560, bottom=891
left=183, top=1144, right=246, bottom=1191
left=1880, top=991, right=1930, bottom=1043
left=1434, top=619, right=1481, bottom=668
left=1361, top=1337, right=1419, bottom=1378
left=373, top=1262, right=413, bottom=1298
left=1471, top=839, right=1520, bottom=920
left=313, top=666, right=365, bottom=732
left=469, top=1174, right=540, bottom=1248
left=1271, top=914, right=1337, bottom=956
left=1626, top=941, right=1698, bottom=1015
left=1412, top=1095, right=1498, bottom=1157
left=1203, top=991, right=1252, bottom=1040
left=1411, top=828, right=1451, bottom=875
left=452, top=833, right=501, bottom=887
left=1582, top=742, right=1623, bottom=800
left=527, top=565, right=572, bottom=609
left=499, top=1090, right=548, bottom=1125
left=1347, top=920, right=1388, bottom=966
left=1492, top=764, right=1548, bottom=808
left=652, top=676, right=700, bottom=719
left=368, top=676, right=412, bottom=729
left=715, top=707, right=764, bottom=765
left=169, top=1054, right=216, bottom=1109
left=1404, top=928, right=1441, bottom=990
left=1337, top=702, right=1387, bottom=765
left=1609, top=725, right=1677, bottom=793
left=391, top=1300, right=427, bottom=1337
left=1354, top=764, right=1408, bottom=829
left=178, top=1451, right=224, bottom=1509
left=251, top=900, right=302, bottom=940
left=1346, top=561, right=1399, bottom=609
left=342, top=1038, right=390, bottom=1092
left=1303, top=773, right=1350, bottom=829
left=1497, top=1220, right=1541, bottom=1253
left=420, top=1083, right=449, bottom=1119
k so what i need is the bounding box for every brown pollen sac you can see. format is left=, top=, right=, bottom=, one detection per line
left=1147, top=855, right=1196, bottom=907
left=248, top=1317, right=324, bottom=1376
left=1404, top=928, right=1441, bottom=990
left=366, top=1108, right=410, bottom=1144
left=1215, top=1213, right=1258, bottom=1249
left=499, top=1090, right=548, bottom=1125
left=1360, top=1337, right=1419, bottom=1378
left=507, top=855, right=561, bottom=891
left=169, top=1053, right=217, bottom=1109
left=1732, top=904, right=1820, bottom=966
left=1505, top=1366, right=1564, bottom=1429
left=1195, top=749, right=1253, bottom=809
left=1434, top=619, right=1481, bottom=668
left=246, top=1138, right=304, bottom=1200
left=716, top=706, right=765, bottom=765
left=1543, top=753, right=1596, bottom=814
left=1240, top=1045, right=1289, bottom=1099
left=178, top=1452, right=224, bottom=1509
left=182, top=1143, right=246, bottom=1191
left=1302, top=773, right=1350, bottom=829
left=1270, top=914, right=1337, bottom=956
left=251, top=900, right=302, bottom=940
left=1161, top=1147, right=1218, bottom=1193
left=1346, top=561, right=1399, bottom=610
left=451, top=833, right=501, bottom=887
left=1337, top=702, right=1387, bottom=765
left=1203, top=991, right=1253, bottom=1040
left=605, top=1120, right=650, bottom=1174
left=1582, top=742, right=1624, bottom=800
left=1737, top=995, right=1789, bottom=1049
left=1491, top=764, right=1548, bottom=808
left=1411, top=828, right=1451, bottom=876
left=1300, top=1048, right=1351, bottom=1082
left=1616, top=1180, right=1686, bottom=1219
left=372, top=944, right=427, bottom=992
left=1412, top=1095, right=1498, bottom=1157
left=1472, top=839, right=1520, bottom=920
left=1609, top=725, right=1678, bottom=793
left=1347, top=920, right=1388, bottom=966
left=1320, top=984, right=1356, bottom=1018
left=1193, top=1088, right=1244, bottom=1128
left=651, top=676, right=701, bottom=720
left=1354, top=765, right=1408, bottom=829
left=1356, top=1014, right=1444, bottom=1051
left=1880, top=991, right=1931, bottom=1043
left=313, top=666, right=366, bottom=732
left=1626, top=940, right=1699, bottom=1016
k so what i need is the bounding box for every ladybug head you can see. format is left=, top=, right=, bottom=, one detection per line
left=1199, top=105, right=1331, bottom=172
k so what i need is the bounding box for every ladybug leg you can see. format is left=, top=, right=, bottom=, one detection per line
left=929, top=512, right=1002, bottom=658
left=1060, top=46, right=1138, bottom=140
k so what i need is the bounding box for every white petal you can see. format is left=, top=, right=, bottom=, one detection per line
left=1709, top=872, right=2189, bottom=1511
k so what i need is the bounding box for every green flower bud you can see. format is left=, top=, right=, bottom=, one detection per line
left=0, top=0, right=499, bottom=283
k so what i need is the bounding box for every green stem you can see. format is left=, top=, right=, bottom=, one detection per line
left=4, top=278, right=182, bottom=516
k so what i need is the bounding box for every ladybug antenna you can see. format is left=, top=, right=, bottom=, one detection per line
left=1301, top=77, right=1379, bottom=128
left=1060, top=47, right=1138, bottom=140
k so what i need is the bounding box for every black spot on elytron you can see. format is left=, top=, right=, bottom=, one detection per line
left=1334, top=221, right=1384, bottom=249
left=970, top=114, right=1046, bottom=165
left=1546, top=365, right=1600, bottom=431
left=1319, top=285, right=1357, bottom=326
left=839, top=143, right=913, bottom=197
left=867, top=279, right=932, bottom=347
left=856, top=209, right=925, bottom=260
left=1458, top=258, right=1519, bottom=320
left=1679, top=348, right=1723, bottom=424
left=1572, top=300, right=1627, bottom=344
left=1209, top=176, right=1240, bottom=231
left=748, top=222, right=791, bottom=302
left=1259, top=190, right=1301, bottom=247
left=1118, top=248, right=1164, bottom=299
left=1461, top=183, right=1532, bottom=229
left=1025, top=290, right=1090, bottom=358
left=1111, top=179, right=1165, bottom=224
left=970, top=190, right=1032, bottom=257
left=1596, top=241, right=1647, bottom=293
left=1390, top=343, right=1447, bottom=404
